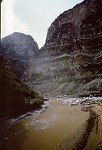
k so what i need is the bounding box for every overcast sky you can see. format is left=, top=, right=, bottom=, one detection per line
left=1, top=0, right=83, bottom=48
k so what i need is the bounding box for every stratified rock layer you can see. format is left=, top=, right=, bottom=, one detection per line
left=30, top=0, right=102, bottom=97
left=42, top=0, right=102, bottom=55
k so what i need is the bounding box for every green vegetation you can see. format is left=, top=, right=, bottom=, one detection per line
left=96, top=100, right=102, bottom=103
left=0, top=56, right=44, bottom=118
left=31, top=96, right=44, bottom=105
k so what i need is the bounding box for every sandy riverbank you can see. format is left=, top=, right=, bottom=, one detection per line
left=53, top=103, right=102, bottom=150
left=83, top=105, right=102, bottom=150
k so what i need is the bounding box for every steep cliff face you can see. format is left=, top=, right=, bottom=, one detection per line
left=1, top=32, right=39, bottom=78
left=31, top=0, right=102, bottom=96
left=42, top=0, right=102, bottom=55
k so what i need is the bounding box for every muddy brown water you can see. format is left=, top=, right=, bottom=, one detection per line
left=0, top=98, right=89, bottom=150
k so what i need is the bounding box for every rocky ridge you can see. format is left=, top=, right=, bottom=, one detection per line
left=1, top=32, right=39, bottom=79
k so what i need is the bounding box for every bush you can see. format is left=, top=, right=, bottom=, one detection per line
left=96, top=100, right=102, bottom=103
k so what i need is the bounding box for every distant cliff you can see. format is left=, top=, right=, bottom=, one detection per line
left=1, top=32, right=39, bottom=58
left=1, top=32, right=39, bottom=79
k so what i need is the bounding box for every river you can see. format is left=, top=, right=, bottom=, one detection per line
left=0, top=98, right=89, bottom=150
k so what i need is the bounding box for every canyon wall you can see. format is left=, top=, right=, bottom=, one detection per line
left=1, top=0, right=102, bottom=97
left=32, top=0, right=102, bottom=96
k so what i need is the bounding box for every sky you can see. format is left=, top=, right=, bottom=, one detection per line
left=1, top=0, right=83, bottom=48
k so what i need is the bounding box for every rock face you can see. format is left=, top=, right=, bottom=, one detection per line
left=42, top=0, right=102, bottom=55
left=30, top=0, right=102, bottom=97
left=1, top=0, right=102, bottom=97
left=0, top=33, right=44, bottom=117
left=1, top=32, right=39, bottom=58
left=1, top=32, right=39, bottom=78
